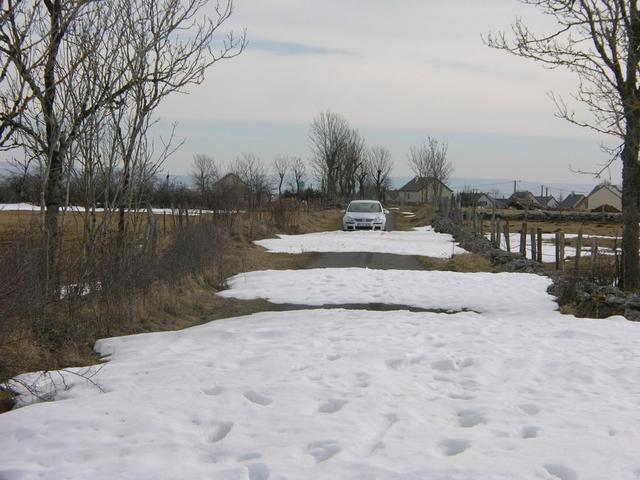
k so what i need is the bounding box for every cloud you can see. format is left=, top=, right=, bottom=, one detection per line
left=248, top=38, right=351, bottom=56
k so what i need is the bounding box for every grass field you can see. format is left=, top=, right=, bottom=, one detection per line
left=0, top=206, right=344, bottom=412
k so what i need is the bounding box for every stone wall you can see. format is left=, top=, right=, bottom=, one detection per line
left=431, top=216, right=640, bottom=321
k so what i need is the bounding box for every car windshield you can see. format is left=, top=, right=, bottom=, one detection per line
left=348, top=202, right=381, bottom=213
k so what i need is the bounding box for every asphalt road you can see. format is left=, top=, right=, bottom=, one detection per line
left=304, top=211, right=426, bottom=271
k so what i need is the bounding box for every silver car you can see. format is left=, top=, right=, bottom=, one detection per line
left=342, top=200, right=388, bottom=231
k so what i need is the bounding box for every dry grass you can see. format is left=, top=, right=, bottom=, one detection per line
left=0, top=207, right=341, bottom=412
left=392, top=204, right=434, bottom=231
left=419, top=253, right=504, bottom=273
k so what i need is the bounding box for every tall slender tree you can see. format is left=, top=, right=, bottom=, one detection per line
left=487, top=0, right=640, bottom=290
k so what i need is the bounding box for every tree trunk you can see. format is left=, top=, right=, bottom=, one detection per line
left=42, top=0, right=64, bottom=299
left=43, top=147, right=64, bottom=296
left=621, top=112, right=640, bottom=291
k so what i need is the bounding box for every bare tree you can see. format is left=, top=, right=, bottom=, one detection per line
left=355, top=156, right=370, bottom=199
left=408, top=137, right=452, bottom=203
left=367, top=145, right=393, bottom=202
left=290, top=156, right=306, bottom=197
left=486, top=1, right=640, bottom=291
left=337, top=129, right=366, bottom=200
left=272, top=155, right=290, bottom=197
left=192, top=154, right=218, bottom=207
left=309, top=110, right=350, bottom=204
left=0, top=0, right=245, bottom=293
left=232, top=153, right=269, bottom=210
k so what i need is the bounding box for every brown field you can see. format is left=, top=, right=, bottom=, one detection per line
left=0, top=206, right=343, bottom=412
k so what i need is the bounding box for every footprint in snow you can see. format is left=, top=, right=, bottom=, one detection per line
left=355, top=372, right=370, bottom=388
left=457, top=409, right=485, bottom=428
left=522, top=426, right=540, bottom=439
left=386, top=358, right=404, bottom=370
left=238, top=453, right=263, bottom=462
left=247, top=463, right=270, bottom=480
left=519, top=403, right=540, bottom=416
left=208, top=421, right=233, bottom=444
left=438, top=439, right=470, bottom=456
left=307, top=440, right=341, bottom=463
left=543, top=464, right=578, bottom=480
left=318, top=399, right=348, bottom=414
left=448, top=391, right=475, bottom=400
left=202, top=386, right=224, bottom=396
left=431, top=358, right=473, bottom=372
left=243, top=391, right=273, bottom=406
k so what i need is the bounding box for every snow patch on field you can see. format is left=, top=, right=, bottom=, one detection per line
left=255, top=227, right=466, bottom=258
left=488, top=233, right=619, bottom=261
left=0, top=203, right=222, bottom=215
left=1, top=307, right=639, bottom=479
left=219, top=268, right=556, bottom=315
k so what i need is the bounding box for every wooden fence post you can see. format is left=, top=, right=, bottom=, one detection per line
left=530, top=228, right=537, bottom=262
left=496, top=219, right=502, bottom=249
left=560, top=231, right=565, bottom=273
left=491, top=219, right=496, bottom=245
left=520, top=222, right=527, bottom=257
left=555, top=232, right=561, bottom=270
left=573, top=228, right=583, bottom=277
left=536, top=227, right=543, bottom=263
left=503, top=221, right=510, bottom=252
left=614, top=232, right=621, bottom=286
left=590, top=237, right=598, bottom=278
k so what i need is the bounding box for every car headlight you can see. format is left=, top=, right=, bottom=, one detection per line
left=344, top=215, right=355, bottom=222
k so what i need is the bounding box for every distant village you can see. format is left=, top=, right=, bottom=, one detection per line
left=390, top=177, right=622, bottom=213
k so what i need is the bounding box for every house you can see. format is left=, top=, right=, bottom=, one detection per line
left=586, top=183, right=622, bottom=212
left=508, top=191, right=540, bottom=209
left=559, top=193, right=587, bottom=210
left=210, top=172, right=254, bottom=208
left=385, top=189, right=400, bottom=203
left=493, top=198, right=509, bottom=209
left=397, top=177, right=453, bottom=205
left=459, top=192, right=495, bottom=209
left=535, top=195, right=559, bottom=209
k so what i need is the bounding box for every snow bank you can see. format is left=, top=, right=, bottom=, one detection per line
left=255, top=227, right=467, bottom=258
left=1, top=308, right=639, bottom=479
left=219, top=268, right=557, bottom=315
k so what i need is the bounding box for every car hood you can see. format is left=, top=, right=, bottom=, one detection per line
left=344, top=212, right=384, bottom=219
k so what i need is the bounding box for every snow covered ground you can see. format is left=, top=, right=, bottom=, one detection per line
left=255, top=227, right=466, bottom=258
left=219, top=268, right=556, bottom=315
left=2, top=302, right=640, bottom=478
left=2, top=225, right=640, bottom=479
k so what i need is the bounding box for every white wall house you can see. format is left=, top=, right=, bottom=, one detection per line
left=397, top=177, right=453, bottom=205
left=587, top=184, right=622, bottom=212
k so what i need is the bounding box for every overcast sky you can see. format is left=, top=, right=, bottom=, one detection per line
left=155, top=0, right=621, bottom=186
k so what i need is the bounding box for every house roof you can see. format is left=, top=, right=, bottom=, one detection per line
left=460, top=192, right=493, bottom=205
left=509, top=191, right=537, bottom=201
left=461, top=192, right=489, bottom=202
left=211, top=172, right=246, bottom=189
left=399, top=176, right=452, bottom=193
left=535, top=195, right=557, bottom=205
left=587, top=183, right=622, bottom=199
left=560, top=193, right=586, bottom=209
